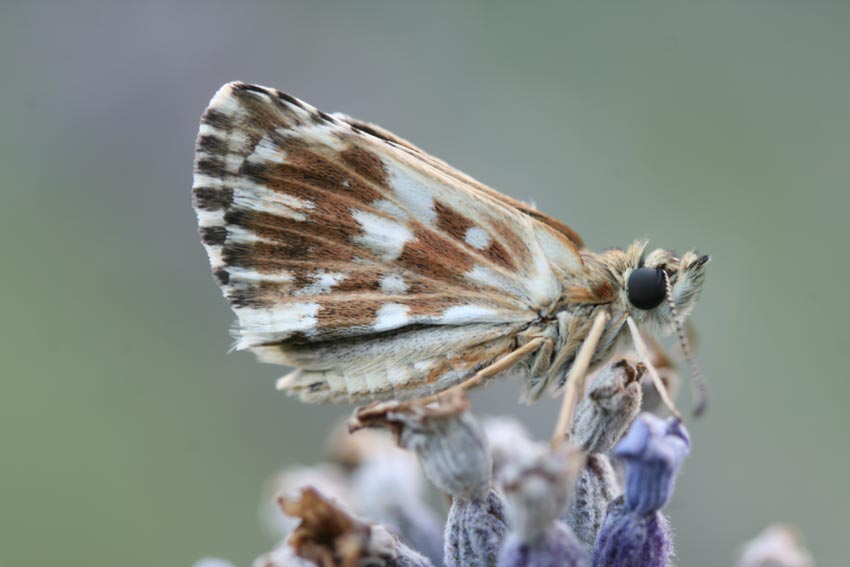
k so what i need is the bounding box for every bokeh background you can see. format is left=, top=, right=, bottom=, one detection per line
left=3, top=2, right=848, bottom=566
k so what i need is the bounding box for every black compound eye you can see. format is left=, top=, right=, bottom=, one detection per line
left=627, top=267, right=667, bottom=310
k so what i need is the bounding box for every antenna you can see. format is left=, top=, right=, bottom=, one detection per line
left=662, top=270, right=709, bottom=416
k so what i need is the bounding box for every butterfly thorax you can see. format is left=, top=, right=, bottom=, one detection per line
left=515, top=242, right=657, bottom=401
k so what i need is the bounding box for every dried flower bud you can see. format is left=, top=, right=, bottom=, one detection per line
left=279, top=487, right=433, bottom=567
left=350, top=453, right=444, bottom=565
left=613, top=414, right=690, bottom=516
left=497, top=445, right=587, bottom=566
left=591, top=497, right=671, bottom=567
left=482, top=416, right=539, bottom=482
left=326, top=419, right=400, bottom=470
left=563, top=454, right=620, bottom=553
left=261, top=464, right=353, bottom=540
left=569, top=358, right=644, bottom=454
left=350, top=393, right=492, bottom=500
left=253, top=544, right=317, bottom=567
left=738, top=525, right=814, bottom=567
left=445, top=489, right=510, bottom=567
left=500, top=445, right=585, bottom=542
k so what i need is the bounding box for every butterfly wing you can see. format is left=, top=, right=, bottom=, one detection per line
left=193, top=82, right=586, bottom=402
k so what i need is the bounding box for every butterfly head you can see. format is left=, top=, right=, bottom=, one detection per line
left=619, top=243, right=709, bottom=333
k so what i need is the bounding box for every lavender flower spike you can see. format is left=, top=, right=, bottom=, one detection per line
left=591, top=414, right=690, bottom=567
left=563, top=358, right=643, bottom=552
left=614, top=414, right=690, bottom=516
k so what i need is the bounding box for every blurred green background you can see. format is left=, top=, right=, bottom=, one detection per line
left=2, top=2, right=848, bottom=566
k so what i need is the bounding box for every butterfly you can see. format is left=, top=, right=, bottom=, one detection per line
left=192, top=81, right=708, bottom=417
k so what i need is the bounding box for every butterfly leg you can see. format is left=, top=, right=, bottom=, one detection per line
left=517, top=335, right=556, bottom=402
left=626, top=316, right=682, bottom=419
left=529, top=336, right=555, bottom=377
left=641, top=336, right=681, bottom=415
left=419, top=336, right=546, bottom=404
left=551, top=310, right=610, bottom=447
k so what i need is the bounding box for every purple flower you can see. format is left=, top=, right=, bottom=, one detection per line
left=591, top=498, right=671, bottom=567
left=591, top=414, right=690, bottom=567
left=613, top=414, right=690, bottom=516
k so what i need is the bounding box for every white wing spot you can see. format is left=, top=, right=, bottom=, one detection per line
left=466, top=265, right=520, bottom=294
left=225, top=154, right=243, bottom=174
left=464, top=227, right=491, bottom=250
left=384, top=159, right=437, bottom=226
left=246, top=134, right=288, bottom=165
left=235, top=302, right=319, bottom=349
left=228, top=268, right=293, bottom=283
left=194, top=173, right=224, bottom=189
left=227, top=225, right=278, bottom=245
left=294, top=271, right=347, bottom=296
left=195, top=209, right=225, bottom=228
left=374, top=303, right=411, bottom=331
left=197, top=123, right=226, bottom=139
left=233, top=181, right=314, bottom=221
left=205, top=245, right=224, bottom=268
left=527, top=245, right=561, bottom=306
left=440, top=305, right=500, bottom=324
left=372, top=199, right=409, bottom=219
left=352, top=209, right=414, bottom=260
left=379, top=273, right=408, bottom=294
left=209, top=84, right=245, bottom=117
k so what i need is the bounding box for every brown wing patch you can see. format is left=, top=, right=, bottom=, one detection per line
left=434, top=200, right=475, bottom=241
left=193, top=186, right=233, bottom=211
left=490, top=217, right=530, bottom=270
left=339, top=144, right=389, bottom=187
left=398, top=228, right=473, bottom=285
left=481, top=236, right=516, bottom=271
left=274, top=150, right=385, bottom=203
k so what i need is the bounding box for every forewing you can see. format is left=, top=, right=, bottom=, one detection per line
left=192, top=82, right=586, bottom=400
